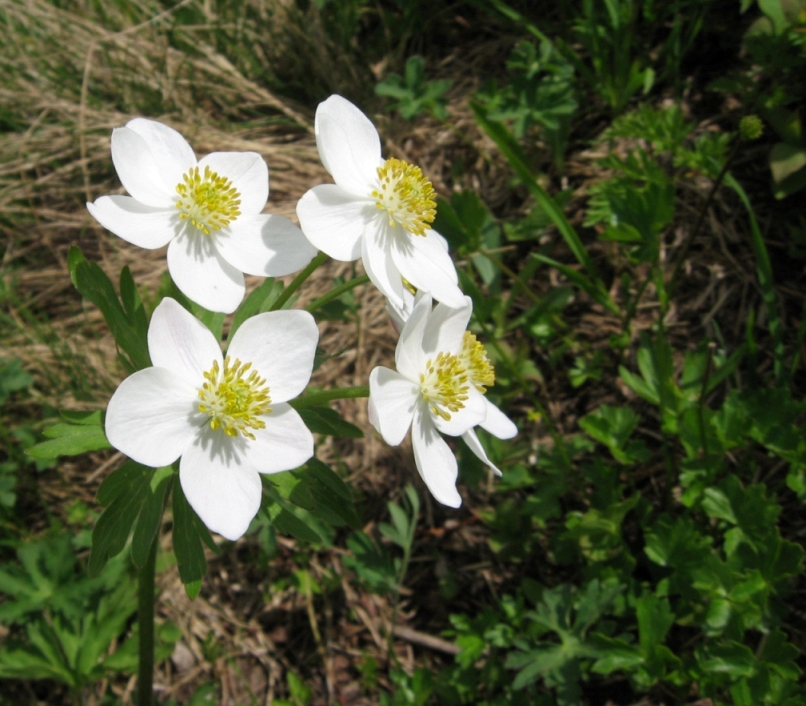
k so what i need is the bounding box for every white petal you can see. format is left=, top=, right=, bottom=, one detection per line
left=148, top=298, right=223, bottom=387
left=296, top=184, right=372, bottom=261
left=431, top=388, right=487, bottom=437
left=462, top=428, right=502, bottom=477
left=421, top=297, right=473, bottom=358
left=362, top=226, right=405, bottom=310
left=110, top=126, right=177, bottom=208
left=386, top=288, right=416, bottom=333
left=227, top=310, right=318, bottom=403
left=198, top=152, right=268, bottom=216
left=368, top=367, right=418, bottom=446
left=394, top=292, right=432, bottom=381
left=411, top=405, right=462, bottom=508
left=315, top=95, right=381, bottom=196
left=179, top=427, right=262, bottom=541
left=215, top=214, right=317, bottom=277
left=480, top=398, right=518, bottom=439
left=87, top=196, right=178, bottom=249
left=106, top=367, right=199, bottom=468
left=167, top=232, right=245, bottom=313
left=242, top=403, right=314, bottom=473
left=125, top=118, right=196, bottom=188
left=391, top=229, right=465, bottom=309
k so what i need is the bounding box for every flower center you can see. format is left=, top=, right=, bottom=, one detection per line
left=458, top=332, right=495, bottom=393
left=419, top=351, right=469, bottom=421
left=372, top=158, right=437, bottom=236
left=175, top=166, right=242, bottom=235
left=198, top=356, right=272, bottom=440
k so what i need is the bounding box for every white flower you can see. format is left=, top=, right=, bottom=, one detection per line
left=368, top=294, right=516, bottom=507
left=296, top=95, right=464, bottom=312
left=87, top=118, right=318, bottom=314
left=105, top=297, right=317, bottom=541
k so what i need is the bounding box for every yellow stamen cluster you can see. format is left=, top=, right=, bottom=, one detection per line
left=420, top=351, right=470, bottom=421
left=198, top=357, right=272, bottom=440
left=458, top=332, right=495, bottom=392
left=176, top=166, right=241, bottom=235
left=372, top=158, right=436, bottom=236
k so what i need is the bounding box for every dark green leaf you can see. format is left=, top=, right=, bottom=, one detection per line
left=131, top=468, right=173, bottom=569
left=297, top=406, right=364, bottom=438
left=172, top=481, right=208, bottom=586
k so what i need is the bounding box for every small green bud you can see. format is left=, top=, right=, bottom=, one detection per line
left=740, top=115, right=764, bottom=141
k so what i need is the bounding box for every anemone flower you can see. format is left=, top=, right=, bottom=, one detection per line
left=368, top=293, right=516, bottom=507
left=106, top=298, right=317, bottom=540
left=296, top=95, right=464, bottom=312
left=88, top=118, right=317, bottom=313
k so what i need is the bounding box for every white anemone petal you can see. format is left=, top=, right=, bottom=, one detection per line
left=462, top=428, right=503, bottom=477
left=480, top=398, right=518, bottom=439
left=315, top=95, right=381, bottom=196
left=148, top=298, right=223, bottom=387
left=411, top=405, right=462, bottom=508
left=87, top=196, right=178, bottom=249
left=226, top=310, right=318, bottom=404
left=215, top=214, right=317, bottom=278
left=198, top=152, right=268, bottom=215
left=167, top=232, right=245, bottom=314
left=296, top=184, right=372, bottom=261
left=421, top=297, right=473, bottom=358
left=242, top=403, right=314, bottom=474
left=391, top=229, right=464, bottom=308
left=179, top=427, right=262, bottom=541
left=110, top=127, right=175, bottom=207
left=368, top=367, right=418, bottom=446
left=106, top=367, right=199, bottom=468
left=125, top=118, right=196, bottom=189
left=431, top=388, right=487, bottom=437
left=394, top=292, right=431, bottom=381
left=362, top=226, right=405, bottom=310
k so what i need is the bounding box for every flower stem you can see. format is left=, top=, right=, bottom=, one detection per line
left=137, top=534, right=157, bottom=706
left=306, top=275, right=370, bottom=313
left=270, top=251, right=329, bottom=311
left=290, top=386, right=370, bottom=409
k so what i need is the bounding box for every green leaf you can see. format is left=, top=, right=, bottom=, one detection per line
left=27, top=423, right=110, bottom=459
left=508, top=645, right=568, bottom=689
left=268, top=471, right=315, bottom=511
left=130, top=468, right=173, bottom=569
left=699, top=641, right=757, bottom=677
left=297, top=406, right=363, bottom=438
left=89, top=464, right=155, bottom=577
left=97, top=461, right=143, bottom=506
left=304, top=458, right=353, bottom=501
left=172, top=481, right=209, bottom=587
left=59, top=409, right=104, bottom=426
left=265, top=494, right=325, bottom=544
left=68, top=246, right=150, bottom=371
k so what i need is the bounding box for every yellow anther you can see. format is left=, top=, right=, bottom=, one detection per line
left=198, top=356, right=272, bottom=440
left=176, top=165, right=242, bottom=235
left=458, top=331, right=495, bottom=393
left=419, top=351, right=469, bottom=421
left=372, top=158, right=436, bottom=236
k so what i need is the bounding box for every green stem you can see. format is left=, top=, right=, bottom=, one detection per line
left=306, top=275, right=370, bottom=313
left=289, top=386, right=370, bottom=409
left=270, top=252, right=328, bottom=311
left=478, top=247, right=541, bottom=307
left=137, top=534, right=157, bottom=706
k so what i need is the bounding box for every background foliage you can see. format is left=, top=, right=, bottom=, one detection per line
left=1, top=0, right=805, bottom=704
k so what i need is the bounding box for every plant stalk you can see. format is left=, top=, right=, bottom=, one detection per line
left=270, top=252, right=328, bottom=311
left=290, top=386, right=370, bottom=409
left=306, top=274, right=370, bottom=313
left=137, top=534, right=157, bottom=706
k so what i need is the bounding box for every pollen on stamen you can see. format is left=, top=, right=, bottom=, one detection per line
left=198, top=357, right=272, bottom=440
left=371, top=157, right=437, bottom=236
left=175, top=165, right=242, bottom=236
left=458, top=332, right=495, bottom=393
left=419, top=351, right=469, bottom=421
